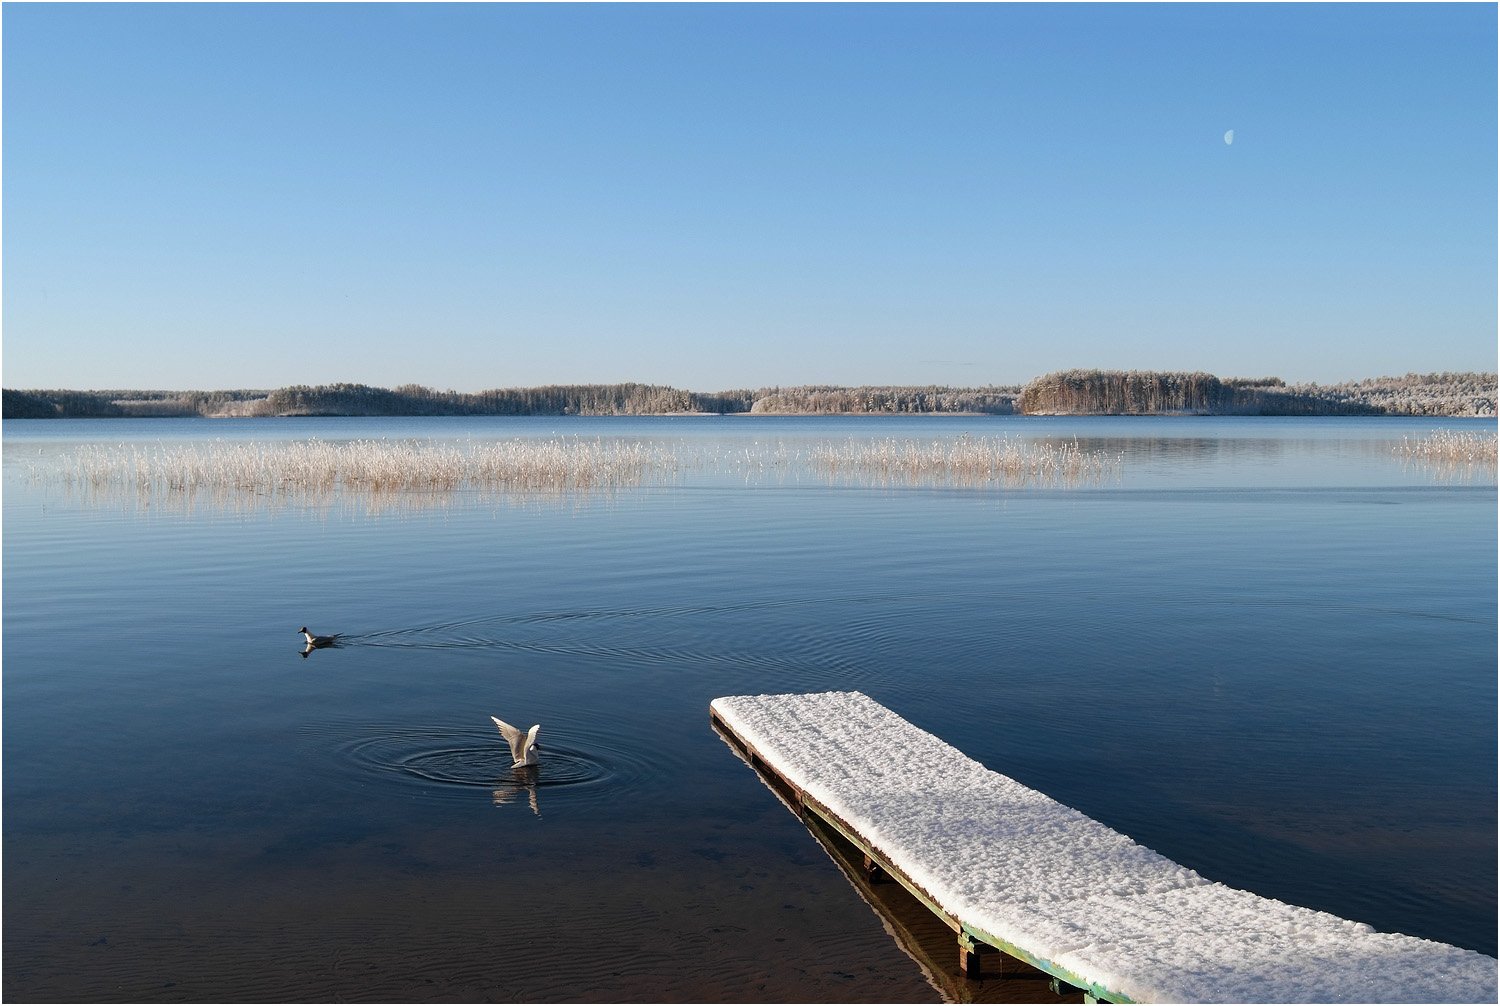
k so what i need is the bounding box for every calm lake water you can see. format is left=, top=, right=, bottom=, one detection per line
left=4, top=415, right=1495, bottom=1002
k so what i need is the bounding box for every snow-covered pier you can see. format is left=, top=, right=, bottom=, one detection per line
left=710, top=690, right=1497, bottom=1004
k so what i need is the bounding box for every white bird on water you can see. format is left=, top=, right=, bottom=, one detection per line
left=298, top=626, right=341, bottom=647
left=491, top=716, right=541, bottom=767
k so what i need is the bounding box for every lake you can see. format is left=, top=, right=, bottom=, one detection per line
left=3, top=415, right=1495, bottom=1002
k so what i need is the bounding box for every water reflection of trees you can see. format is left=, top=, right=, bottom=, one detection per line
left=1042, top=436, right=1292, bottom=467
left=1047, top=435, right=1436, bottom=467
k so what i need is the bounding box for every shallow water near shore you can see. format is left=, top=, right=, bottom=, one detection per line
left=4, top=415, right=1495, bottom=1001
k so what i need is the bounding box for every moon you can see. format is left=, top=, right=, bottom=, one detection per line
left=1224, top=129, right=1235, bottom=145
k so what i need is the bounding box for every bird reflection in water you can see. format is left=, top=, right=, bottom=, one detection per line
left=492, top=765, right=541, bottom=816
left=299, top=641, right=346, bottom=659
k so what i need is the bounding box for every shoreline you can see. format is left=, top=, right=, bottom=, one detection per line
left=6, top=410, right=1496, bottom=421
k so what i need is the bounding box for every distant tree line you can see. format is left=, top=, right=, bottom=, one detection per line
left=2, top=382, right=1020, bottom=418
left=5, top=372, right=1494, bottom=419
left=1016, top=370, right=1496, bottom=417
left=1284, top=372, right=1497, bottom=417
left=259, top=383, right=705, bottom=416
left=746, top=385, right=1019, bottom=415
left=253, top=383, right=1021, bottom=417
left=1, top=388, right=270, bottom=419
left=1017, top=371, right=1241, bottom=415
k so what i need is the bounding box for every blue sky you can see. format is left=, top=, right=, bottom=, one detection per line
left=4, top=2, right=1495, bottom=391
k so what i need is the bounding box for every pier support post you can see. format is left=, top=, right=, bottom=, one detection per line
left=861, top=853, right=888, bottom=883
left=958, top=930, right=992, bottom=979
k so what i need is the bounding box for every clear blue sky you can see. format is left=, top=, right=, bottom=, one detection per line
left=4, top=2, right=1495, bottom=392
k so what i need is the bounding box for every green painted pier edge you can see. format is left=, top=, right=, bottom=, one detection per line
left=710, top=705, right=1132, bottom=1004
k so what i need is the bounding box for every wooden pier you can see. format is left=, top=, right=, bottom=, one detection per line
left=711, top=690, right=1498, bottom=1004
left=715, top=713, right=1085, bottom=1003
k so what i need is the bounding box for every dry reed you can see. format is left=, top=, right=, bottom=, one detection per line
left=62, top=438, right=676, bottom=499
left=44, top=432, right=1124, bottom=512
left=810, top=434, right=1121, bottom=488
left=1396, top=430, right=1498, bottom=483
left=1397, top=430, right=1498, bottom=465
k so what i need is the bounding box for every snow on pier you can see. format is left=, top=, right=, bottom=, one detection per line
left=710, top=690, right=1497, bottom=1004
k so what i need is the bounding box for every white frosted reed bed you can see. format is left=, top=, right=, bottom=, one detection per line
left=709, top=690, right=1497, bottom=1004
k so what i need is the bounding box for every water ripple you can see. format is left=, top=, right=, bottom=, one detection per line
left=306, top=723, right=659, bottom=810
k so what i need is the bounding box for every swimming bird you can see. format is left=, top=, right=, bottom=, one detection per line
left=491, top=715, right=541, bottom=767
left=298, top=626, right=341, bottom=647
